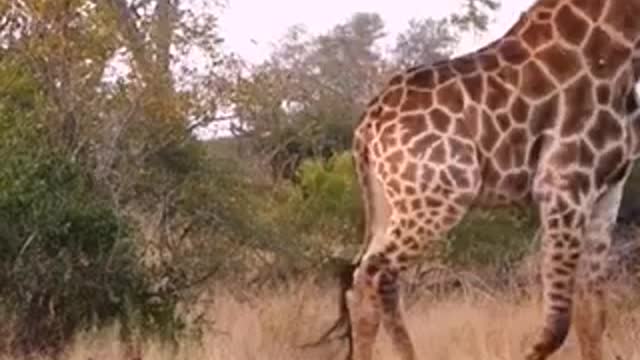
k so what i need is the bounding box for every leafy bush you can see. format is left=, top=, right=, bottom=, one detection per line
left=445, top=208, right=538, bottom=269
left=0, top=151, right=184, bottom=356
left=296, top=152, right=361, bottom=234
left=0, top=66, right=183, bottom=356
left=277, top=152, right=362, bottom=250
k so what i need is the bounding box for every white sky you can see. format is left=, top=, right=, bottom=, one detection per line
left=216, top=0, right=535, bottom=64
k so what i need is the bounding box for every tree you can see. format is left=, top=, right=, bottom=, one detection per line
left=450, top=0, right=501, bottom=34
left=0, top=2, right=260, bottom=353
left=227, top=13, right=390, bottom=181
left=391, top=18, right=458, bottom=69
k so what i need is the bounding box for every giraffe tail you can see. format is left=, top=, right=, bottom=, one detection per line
left=298, top=259, right=356, bottom=350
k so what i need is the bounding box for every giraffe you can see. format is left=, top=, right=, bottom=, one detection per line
left=341, top=0, right=640, bottom=359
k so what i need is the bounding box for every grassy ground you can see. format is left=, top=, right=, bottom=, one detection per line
left=7, top=281, right=640, bottom=360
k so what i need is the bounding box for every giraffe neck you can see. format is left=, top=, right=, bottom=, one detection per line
left=487, top=0, right=640, bottom=59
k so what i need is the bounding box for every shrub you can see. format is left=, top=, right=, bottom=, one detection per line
left=272, top=152, right=362, bottom=254
left=445, top=208, right=538, bottom=269
left=0, top=148, right=185, bottom=356
left=0, top=66, right=183, bottom=356
left=295, top=151, right=361, bottom=238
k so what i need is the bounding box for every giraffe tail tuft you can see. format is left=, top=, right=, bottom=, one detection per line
left=297, top=258, right=356, bottom=359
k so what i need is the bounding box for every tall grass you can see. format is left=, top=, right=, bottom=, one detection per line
left=5, top=279, right=640, bottom=360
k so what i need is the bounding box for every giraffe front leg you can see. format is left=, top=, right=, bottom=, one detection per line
left=574, top=179, right=627, bottom=360
left=526, top=193, right=585, bottom=360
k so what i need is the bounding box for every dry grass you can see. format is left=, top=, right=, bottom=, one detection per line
left=5, top=282, right=640, bottom=360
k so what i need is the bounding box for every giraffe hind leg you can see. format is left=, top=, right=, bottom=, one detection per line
left=346, top=164, right=390, bottom=360
left=348, top=161, right=480, bottom=360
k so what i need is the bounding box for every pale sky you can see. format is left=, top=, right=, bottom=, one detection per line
left=216, top=0, right=535, bottom=64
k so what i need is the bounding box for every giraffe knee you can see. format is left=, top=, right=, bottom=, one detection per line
left=353, top=253, right=401, bottom=304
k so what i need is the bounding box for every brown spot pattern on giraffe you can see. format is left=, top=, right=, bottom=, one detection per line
left=479, top=110, right=501, bottom=152
left=399, top=114, right=428, bottom=142
left=460, top=74, right=484, bottom=104
left=595, top=146, right=624, bottom=187
left=528, top=133, right=553, bottom=168
left=587, top=109, right=623, bottom=150
left=400, top=162, right=418, bottom=182
left=387, top=178, right=402, bottom=195
left=431, top=108, right=451, bottom=133
left=521, top=61, right=556, bottom=99
left=482, top=159, right=502, bottom=187
left=608, top=160, right=630, bottom=186
left=436, top=64, right=457, bottom=84
left=486, top=75, right=511, bottom=110
left=502, top=170, right=530, bottom=196
left=495, top=127, right=528, bottom=170
left=400, top=90, right=433, bottom=112
left=498, top=39, right=530, bottom=65
left=583, top=26, right=631, bottom=79
left=577, top=139, right=595, bottom=167
left=538, top=0, right=561, bottom=9
left=555, top=5, right=590, bottom=46
left=496, top=65, right=520, bottom=88
left=407, top=69, right=435, bottom=89
left=450, top=56, right=478, bottom=75
left=382, top=87, right=404, bottom=108
left=596, top=84, right=611, bottom=105
left=379, top=123, right=397, bottom=152
left=436, top=82, right=465, bottom=114
left=511, top=96, right=530, bottom=124
left=530, top=95, right=559, bottom=135
left=448, top=165, right=473, bottom=189
left=603, top=1, right=640, bottom=41
left=439, top=170, right=455, bottom=188
left=428, top=142, right=447, bottom=163
left=408, top=133, right=440, bottom=157
left=368, top=105, right=383, bottom=119
left=536, top=10, right=553, bottom=22
left=521, top=21, right=554, bottom=50
left=561, top=75, right=594, bottom=137
left=461, top=105, right=480, bottom=139
left=566, top=170, right=592, bottom=205
left=385, top=150, right=404, bottom=168
left=496, top=112, right=511, bottom=133
left=477, top=52, right=500, bottom=72
left=536, top=44, right=582, bottom=84
left=409, top=198, right=422, bottom=211
left=388, top=75, right=403, bottom=86
left=375, top=110, right=398, bottom=131
left=572, top=0, right=605, bottom=21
